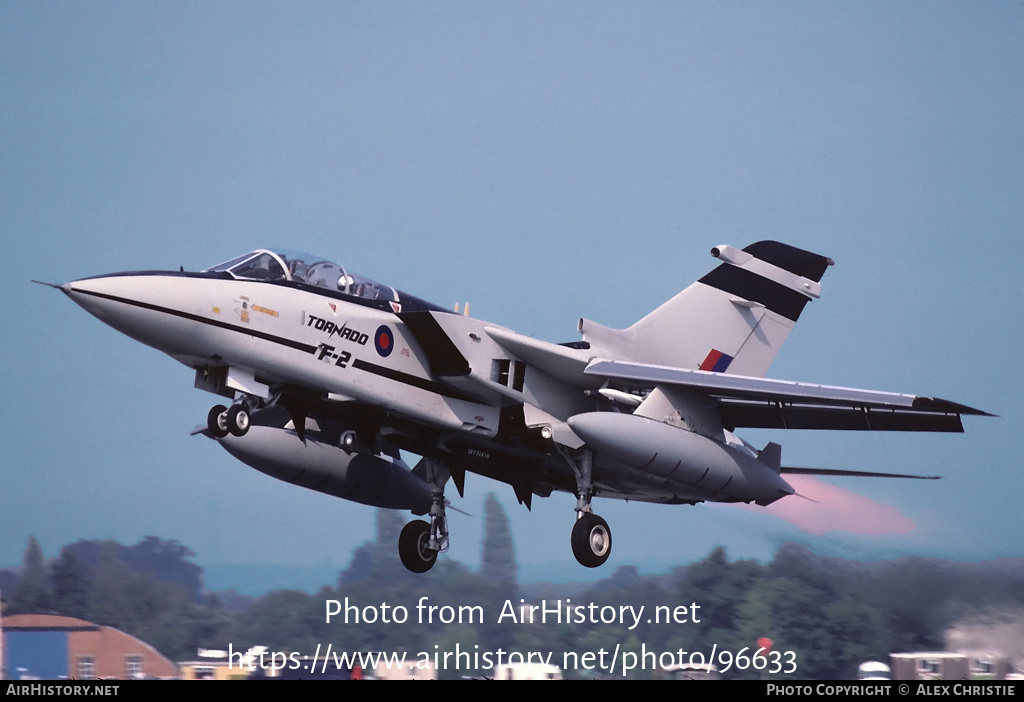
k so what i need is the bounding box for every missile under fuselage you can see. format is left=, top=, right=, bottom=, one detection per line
left=567, top=412, right=794, bottom=506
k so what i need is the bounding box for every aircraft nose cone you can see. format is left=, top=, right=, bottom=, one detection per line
left=62, top=276, right=119, bottom=320
left=63, top=275, right=143, bottom=325
left=63, top=272, right=201, bottom=358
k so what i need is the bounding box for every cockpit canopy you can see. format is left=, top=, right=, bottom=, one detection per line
left=204, top=248, right=398, bottom=302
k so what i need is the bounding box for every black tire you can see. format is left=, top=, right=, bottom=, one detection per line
left=398, top=520, right=437, bottom=573
left=571, top=513, right=612, bottom=568
left=207, top=405, right=229, bottom=438
left=226, top=404, right=250, bottom=437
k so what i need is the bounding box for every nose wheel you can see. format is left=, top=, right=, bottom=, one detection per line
left=207, top=405, right=229, bottom=438
left=225, top=404, right=250, bottom=436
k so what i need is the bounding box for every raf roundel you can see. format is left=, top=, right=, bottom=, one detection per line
left=374, top=325, right=394, bottom=357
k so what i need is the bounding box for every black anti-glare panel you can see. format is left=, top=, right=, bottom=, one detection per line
left=396, top=311, right=471, bottom=377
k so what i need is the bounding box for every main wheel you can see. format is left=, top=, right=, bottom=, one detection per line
left=398, top=520, right=437, bottom=573
left=571, top=513, right=612, bottom=568
left=207, top=405, right=229, bottom=438
left=226, top=404, right=250, bottom=437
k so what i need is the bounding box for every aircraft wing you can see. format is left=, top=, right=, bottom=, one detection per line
left=586, top=360, right=993, bottom=432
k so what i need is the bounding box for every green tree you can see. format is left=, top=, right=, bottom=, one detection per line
left=478, top=494, right=517, bottom=651
left=123, top=536, right=204, bottom=602
left=340, top=509, right=407, bottom=585
left=229, top=589, right=326, bottom=653
left=50, top=548, right=90, bottom=619
left=9, top=536, right=51, bottom=614
left=823, top=596, right=890, bottom=679
left=676, top=546, right=764, bottom=650
left=480, top=493, right=516, bottom=587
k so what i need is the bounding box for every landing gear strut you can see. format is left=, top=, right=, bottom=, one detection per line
left=564, top=447, right=613, bottom=568
left=398, top=458, right=449, bottom=573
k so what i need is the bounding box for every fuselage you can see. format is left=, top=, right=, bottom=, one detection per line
left=60, top=248, right=794, bottom=511
left=51, top=241, right=982, bottom=572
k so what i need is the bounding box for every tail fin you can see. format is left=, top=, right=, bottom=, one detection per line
left=579, top=241, right=833, bottom=377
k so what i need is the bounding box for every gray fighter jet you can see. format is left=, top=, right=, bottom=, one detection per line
left=45, top=241, right=991, bottom=571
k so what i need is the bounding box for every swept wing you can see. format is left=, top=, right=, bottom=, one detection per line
left=586, top=359, right=993, bottom=433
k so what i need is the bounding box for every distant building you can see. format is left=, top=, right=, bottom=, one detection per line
left=891, top=652, right=969, bottom=681
left=891, top=651, right=1016, bottom=681
left=251, top=656, right=361, bottom=680
left=178, top=648, right=256, bottom=681
left=178, top=658, right=249, bottom=681
left=374, top=657, right=435, bottom=681
left=857, top=660, right=892, bottom=680
left=2, top=614, right=177, bottom=679
left=958, top=651, right=1015, bottom=680
left=492, top=662, right=562, bottom=680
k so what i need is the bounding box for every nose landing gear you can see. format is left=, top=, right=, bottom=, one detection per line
left=206, top=400, right=254, bottom=438
left=225, top=404, right=250, bottom=436
left=207, top=405, right=230, bottom=438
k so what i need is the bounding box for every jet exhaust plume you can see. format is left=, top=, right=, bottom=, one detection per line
left=733, top=475, right=917, bottom=536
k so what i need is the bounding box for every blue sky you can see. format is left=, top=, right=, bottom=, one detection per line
left=3, top=2, right=1021, bottom=589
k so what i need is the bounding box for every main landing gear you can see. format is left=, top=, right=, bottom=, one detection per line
left=398, top=520, right=436, bottom=573
left=565, top=447, right=613, bottom=568
left=206, top=401, right=253, bottom=438
left=398, top=458, right=450, bottom=573
left=572, top=512, right=612, bottom=568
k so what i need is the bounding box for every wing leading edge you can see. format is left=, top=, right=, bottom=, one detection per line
left=586, top=360, right=993, bottom=433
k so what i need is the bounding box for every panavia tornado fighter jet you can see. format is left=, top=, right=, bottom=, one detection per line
left=46, top=242, right=991, bottom=572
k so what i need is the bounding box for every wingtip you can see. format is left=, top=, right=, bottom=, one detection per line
left=912, top=396, right=995, bottom=417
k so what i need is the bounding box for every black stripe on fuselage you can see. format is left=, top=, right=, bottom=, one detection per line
left=351, top=359, right=480, bottom=403
left=699, top=264, right=811, bottom=322
left=70, top=285, right=479, bottom=404
left=68, top=286, right=319, bottom=354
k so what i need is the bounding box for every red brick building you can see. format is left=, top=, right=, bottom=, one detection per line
left=3, top=614, right=177, bottom=679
